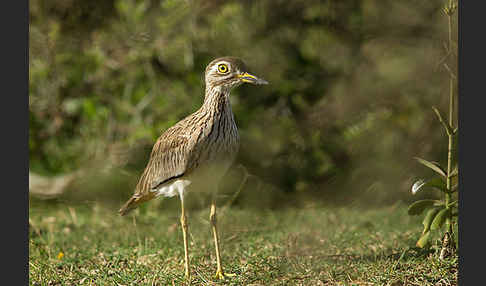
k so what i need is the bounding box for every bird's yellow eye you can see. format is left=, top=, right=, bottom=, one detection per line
left=218, top=64, right=229, bottom=73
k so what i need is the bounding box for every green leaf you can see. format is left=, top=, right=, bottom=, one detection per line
left=431, top=208, right=451, bottom=230
left=408, top=199, right=437, bottom=216
left=82, top=99, right=97, bottom=119
left=449, top=184, right=458, bottom=193
left=425, top=177, right=448, bottom=193
left=411, top=177, right=448, bottom=194
left=423, top=207, right=442, bottom=233
left=415, top=157, right=447, bottom=177
left=432, top=106, right=454, bottom=136
left=449, top=165, right=458, bottom=177
left=447, top=200, right=458, bottom=208
left=416, top=230, right=431, bottom=248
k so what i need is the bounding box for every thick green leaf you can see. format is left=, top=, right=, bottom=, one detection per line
left=431, top=208, right=451, bottom=230
left=411, top=177, right=448, bottom=194
left=416, top=230, right=431, bottom=248
left=423, top=207, right=442, bottom=233
left=408, top=199, right=437, bottom=215
left=415, top=157, right=447, bottom=177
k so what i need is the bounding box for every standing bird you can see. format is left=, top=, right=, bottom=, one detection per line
left=119, top=57, right=268, bottom=280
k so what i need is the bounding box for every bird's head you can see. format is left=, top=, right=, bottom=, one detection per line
left=204, top=57, right=268, bottom=90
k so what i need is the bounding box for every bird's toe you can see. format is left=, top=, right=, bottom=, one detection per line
left=214, top=269, right=236, bottom=280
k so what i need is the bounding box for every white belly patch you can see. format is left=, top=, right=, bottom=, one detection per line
left=151, top=179, right=191, bottom=198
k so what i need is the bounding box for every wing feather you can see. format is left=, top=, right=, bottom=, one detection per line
left=138, top=126, right=192, bottom=195
left=119, top=117, right=200, bottom=215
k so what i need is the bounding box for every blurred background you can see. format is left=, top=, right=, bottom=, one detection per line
left=29, top=0, right=457, bottom=211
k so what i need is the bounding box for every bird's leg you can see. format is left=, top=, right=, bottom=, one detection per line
left=210, top=202, right=223, bottom=277
left=180, top=194, right=191, bottom=281
left=210, top=201, right=235, bottom=279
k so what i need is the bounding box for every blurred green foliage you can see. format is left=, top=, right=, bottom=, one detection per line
left=29, top=0, right=457, bottom=206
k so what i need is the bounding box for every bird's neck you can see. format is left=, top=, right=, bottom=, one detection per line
left=202, top=85, right=232, bottom=113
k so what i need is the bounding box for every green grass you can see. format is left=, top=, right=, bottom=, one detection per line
left=29, top=199, right=458, bottom=285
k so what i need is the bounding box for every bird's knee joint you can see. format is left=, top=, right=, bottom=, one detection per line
left=210, top=205, right=217, bottom=224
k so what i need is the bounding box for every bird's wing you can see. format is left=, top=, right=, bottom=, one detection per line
left=118, top=110, right=209, bottom=216
left=118, top=123, right=195, bottom=216
left=136, top=126, right=192, bottom=196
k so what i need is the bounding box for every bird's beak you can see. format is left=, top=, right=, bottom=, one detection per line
left=238, top=72, right=269, bottom=85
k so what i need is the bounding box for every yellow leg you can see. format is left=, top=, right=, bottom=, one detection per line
left=210, top=202, right=235, bottom=280
left=180, top=197, right=191, bottom=281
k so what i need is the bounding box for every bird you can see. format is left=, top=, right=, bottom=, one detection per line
left=118, top=57, right=268, bottom=281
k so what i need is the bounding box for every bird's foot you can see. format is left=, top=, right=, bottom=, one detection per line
left=184, top=271, right=191, bottom=283
left=214, top=269, right=235, bottom=280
